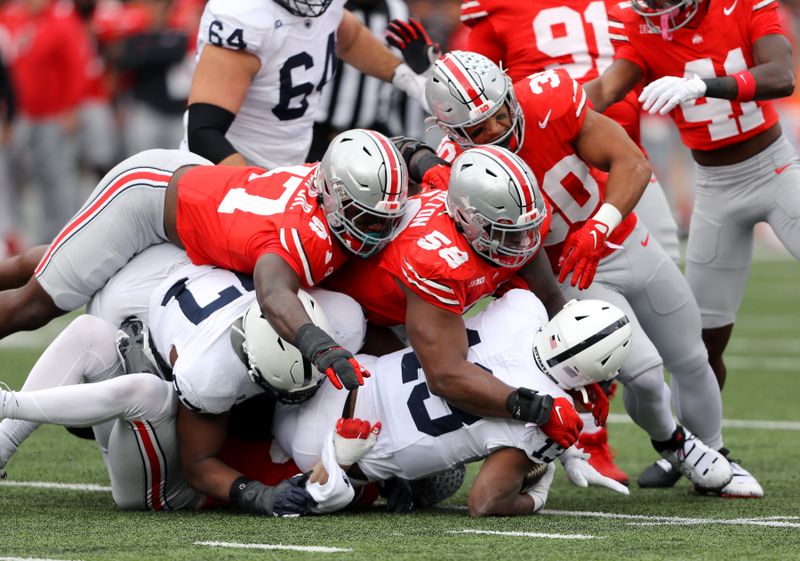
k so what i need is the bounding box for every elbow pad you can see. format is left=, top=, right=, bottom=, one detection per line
left=186, top=102, right=238, bottom=163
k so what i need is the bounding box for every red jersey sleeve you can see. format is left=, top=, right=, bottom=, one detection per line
left=608, top=4, right=649, bottom=74
left=749, top=0, right=784, bottom=41
left=460, top=0, right=489, bottom=27
left=518, top=69, right=588, bottom=144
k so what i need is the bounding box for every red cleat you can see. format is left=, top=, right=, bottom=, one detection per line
left=577, top=427, right=629, bottom=486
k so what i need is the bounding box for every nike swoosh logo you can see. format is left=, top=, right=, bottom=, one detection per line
left=641, top=233, right=650, bottom=247
left=775, top=163, right=791, bottom=174
left=589, top=230, right=599, bottom=248
left=554, top=405, right=564, bottom=424
left=723, top=0, right=737, bottom=16
left=538, top=110, right=552, bottom=129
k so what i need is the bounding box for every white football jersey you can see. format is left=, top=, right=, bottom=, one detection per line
left=188, top=0, right=346, bottom=168
left=149, top=263, right=262, bottom=414
left=275, top=289, right=572, bottom=480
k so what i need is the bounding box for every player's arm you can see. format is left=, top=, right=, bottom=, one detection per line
left=699, top=34, right=794, bottom=101
left=517, top=251, right=566, bottom=319
left=254, top=253, right=367, bottom=391
left=186, top=45, right=261, bottom=166
left=468, top=448, right=543, bottom=517
left=177, top=404, right=237, bottom=501
left=337, top=10, right=427, bottom=107
left=575, top=109, right=652, bottom=218
left=583, top=59, right=642, bottom=114
left=177, top=404, right=314, bottom=515
left=640, top=35, right=795, bottom=114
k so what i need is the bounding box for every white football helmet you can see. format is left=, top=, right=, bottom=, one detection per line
left=447, top=146, right=546, bottom=268
left=426, top=50, right=524, bottom=152
left=314, top=129, right=409, bottom=258
left=273, top=0, right=334, bottom=17
left=631, top=0, right=703, bottom=36
left=533, top=299, right=632, bottom=390
left=239, top=290, right=332, bottom=403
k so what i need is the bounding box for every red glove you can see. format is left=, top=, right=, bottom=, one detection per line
left=568, top=383, right=610, bottom=427
left=539, top=397, right=583, bottom=449
left=558, top=219, right=609, bottom=290
left=421, top=163, right=451, bottom=192
left=334, top=418, right=382, bottom=467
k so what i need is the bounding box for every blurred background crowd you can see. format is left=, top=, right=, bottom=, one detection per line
left=0, top=0, right=798, bottom=255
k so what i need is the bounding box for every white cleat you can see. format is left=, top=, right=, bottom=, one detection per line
left=719, top=462, right=764, bottom=499
left=662, top=429, right=733, bottom=491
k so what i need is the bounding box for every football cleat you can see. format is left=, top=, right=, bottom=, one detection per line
left=115, top=317, right=169, bottom=380
left=637, top=458, right=682, bottom=488
left=578, top=427, right=629, bottom=486
left=411, top=465, right=467, bottom=508
left=661, top=428, right=732, bottom=491
left=694, top=459, right=764, bottom=499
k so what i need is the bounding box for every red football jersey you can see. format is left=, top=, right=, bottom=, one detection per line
left=324, top=190, right=538, bottom=326
left=176, top=164, right=348, bottom=288
left=610, top=0, right=783, bottom=150
left=460, top=0, right=642, bottom=143
left=437, top=68, right=636, bottom=271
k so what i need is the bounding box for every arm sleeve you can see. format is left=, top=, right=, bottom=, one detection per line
left=750, top=0, right=784, bottom=42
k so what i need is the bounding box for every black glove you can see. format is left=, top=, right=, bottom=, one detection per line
left=294, top=323, right=369, bottom=390
left=390, top=135, right=449, bottom=184
left=230, top=474, right=315, bottom=517
left=506, top=387, right=555, bottom=425
left=380, top=477, right=414, bottom=513
left=386, top=18, right=441, bottom=74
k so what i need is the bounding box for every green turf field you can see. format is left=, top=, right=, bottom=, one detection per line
left=1, top=258, right=798, bottom=561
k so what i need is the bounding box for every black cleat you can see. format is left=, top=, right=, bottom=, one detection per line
left=637, top=458, right=682, bottom=488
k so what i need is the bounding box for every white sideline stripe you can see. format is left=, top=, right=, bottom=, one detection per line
left=0, top=558, right=82, bottom=561
left=0, top=480, right=112, bottom=492
left=726, top=355, right=799, bottom=372
left=728, top=338, right=800, bottom=354
left=450, top=529, right=598, bottom=540
left=195, top=541, right=352, bottom=553
left=542, top=510, right=800, bottom=529
left=606, top=413, right=800, bottom=431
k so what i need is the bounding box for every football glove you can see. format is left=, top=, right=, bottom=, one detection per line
left=506, top=387, right=554, bottom=426
left=560, top=447, right=630, bottom=495
left=558, top=219, right=609, bottom=290
left=386, top=18, right=441, bottom=74
left=333, top=417, right=381, bottom=467
left=567, top=383, right=610, bottom=427
left=294, top=324, right=370, bottom=391
left=231, top=474, right=316, bottom=517
left=539, top=397, right=583, bottom=449
left=639, top=75, right=706, bottom=115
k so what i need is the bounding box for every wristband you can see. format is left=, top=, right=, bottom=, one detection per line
left=732, top=70, right=756, bottom=101
left=229, top=475, right=253, bottom=505
left=591, top=203, right=623, bottom=234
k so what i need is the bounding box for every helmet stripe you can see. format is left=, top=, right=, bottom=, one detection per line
left=440, top=54, right=489, bottom=113
left=478, top=146, right=538, bottom=212
left=361, top=129, right=404, bottom=204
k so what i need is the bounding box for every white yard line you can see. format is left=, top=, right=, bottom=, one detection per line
left=0, top=480, right=111, bottom=492
left=0, top=558, right=82, bottom=561
left=195, top=541, right=352, bottom=553
left=542, top=510, right=800, bottom=529
left=606, top=413, right=800, bottom=431
left=450, top=529, right=599, bottom=540
left=725, top=355, right=799, bottom=372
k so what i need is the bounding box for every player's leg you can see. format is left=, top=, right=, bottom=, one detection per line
left=632, top=173, right=681, bottom=266
left=0, top=314, right=123, bottom=474
left=0, top=149, right=209, bottom=339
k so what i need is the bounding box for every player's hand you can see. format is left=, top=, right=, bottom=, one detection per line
left=560, top=448, right=629, bottom=495
left=539, top=397, right=583, bottom=449
left=334, top=417, right=381, bottom=467
left=273, top=474, right=317, bottom=517
left=639, top=75, right=706, bottom=115
left=386, top=18, right=441, bottom=74
left=558, top=219, right=608, bottom=290
left=421, top=163, right=450, bottom=192
left=295, top=324, right=370, bottom=391
left=567, top=383, right=610, bottom=427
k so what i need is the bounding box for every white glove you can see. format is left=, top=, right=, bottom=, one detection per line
left=639, top=75, right=706, bottom=115
left=332, top=417, right=381, bottom=467
left=525, top=462, right=556, bottom=513
left=559, top=447, right=630, bottom=495
left=392, top=63, right=431, bottom=113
